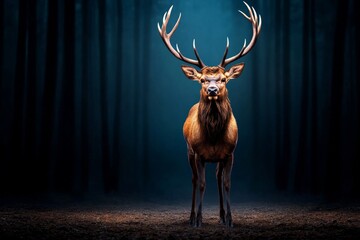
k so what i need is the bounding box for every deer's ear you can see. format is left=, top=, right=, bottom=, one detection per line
left=181, top=66, right=201, bottom=80
left=225, top=63, right=245, bottom=80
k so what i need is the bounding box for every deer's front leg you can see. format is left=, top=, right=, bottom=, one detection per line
left=188, top=152, right=197, bottom=226
left=216, top=162, right=225, bottom=224
left=196, top=158, right=206, bottom=227
left=223, top=154, right=234, bottom=227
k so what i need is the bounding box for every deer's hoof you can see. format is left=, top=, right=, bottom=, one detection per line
left=219, top=209, right=226, bottom=224
left=196, top=213, right=202, bottom=227
left=226, top=212, right=233, bottom=228
left=189, top=212, right=196, bottom=227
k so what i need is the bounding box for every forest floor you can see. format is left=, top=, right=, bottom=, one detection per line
left=0, top=198, right=359, bottom=240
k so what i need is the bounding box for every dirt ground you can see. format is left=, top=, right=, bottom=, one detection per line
left=0, top=200, right=359, bottom=240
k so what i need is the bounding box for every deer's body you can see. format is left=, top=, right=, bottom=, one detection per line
left=181, top=66, right=241, bottom=227
left=157, top=1, right=261, bottom=228
left=183, top=89, right=238, bottom=163
left=184, top=89, right=238, bottom=226
left=184, top=100, right=238, bottom=161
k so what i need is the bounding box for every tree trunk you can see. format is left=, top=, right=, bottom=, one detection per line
left=98, top=0, right=112, bottom=192
left=352, top=0, right=360, bottom=199
left=42, top=0, right=58, bottom=192
left=81, top=0, right=89, bottom=193
left=24, top=0, right=39, bottom=192
left=11, top=0, right=27, bottom=193
left=295, top=0, right=310, bottom=193
left=274, top=0, right=283, bottom=191
left=0, top=0, right=4, bottom=189
left=309, top=0, right=318, bottom=194
left=326, top=0, right=348, bottom=200
left=112, top=0, right=123, bottom=193
left=56, top=0, right=76, bottom=192
left=275, top=0, right=290, bottom=191
left=141, top=0, right=151, bottom=193
left=281, top=0, right=291, bottom=191
left=0, top=0, right=3, bottom=94
left=132, top=0, right=141, bottom=191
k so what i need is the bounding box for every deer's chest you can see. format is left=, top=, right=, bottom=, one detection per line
left=193, top=140, right=235, bottom=162
left=184, top=102, right=238, bottom=162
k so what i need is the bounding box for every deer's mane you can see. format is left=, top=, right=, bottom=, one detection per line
left=198, top=92, right=232, bottom=143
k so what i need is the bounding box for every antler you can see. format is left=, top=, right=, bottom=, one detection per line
left=219, top=1, right=262, bottom=68
left=157, top=6, right=206, bottom=69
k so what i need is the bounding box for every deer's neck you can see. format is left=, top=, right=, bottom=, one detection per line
left=198, top=95, right=232, bottom=143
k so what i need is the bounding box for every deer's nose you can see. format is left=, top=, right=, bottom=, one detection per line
left=207, top=86, right=219, bottom=95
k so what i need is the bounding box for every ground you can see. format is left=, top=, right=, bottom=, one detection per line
left=0, top=199, right=359, bottom=239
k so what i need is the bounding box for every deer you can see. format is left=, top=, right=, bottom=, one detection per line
left=157, top=1, right=261, bottom=228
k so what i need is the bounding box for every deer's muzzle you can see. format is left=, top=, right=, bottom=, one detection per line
left=207, top=84, right=219, bottom=96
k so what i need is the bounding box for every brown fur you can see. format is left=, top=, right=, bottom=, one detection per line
left=183, top=97, right=238, bottom=162
left=182, top=66, right=240, bottom=161
left=181, top=65, right=242, bottom=227
left=198, top=90, right=232, bottom=144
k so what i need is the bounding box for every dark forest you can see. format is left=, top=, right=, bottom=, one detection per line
left=0, top=0, right=359, bottom=239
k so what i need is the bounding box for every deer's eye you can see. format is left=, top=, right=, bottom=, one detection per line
left=200, top=79, right=205, bottom=83
left=221, top=78, right=226, bottom=82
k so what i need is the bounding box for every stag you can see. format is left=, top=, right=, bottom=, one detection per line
left=157, top=1, right=261, bottom=227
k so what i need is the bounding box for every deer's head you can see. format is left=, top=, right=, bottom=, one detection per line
left=157, top=2, right=261, bottom=101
